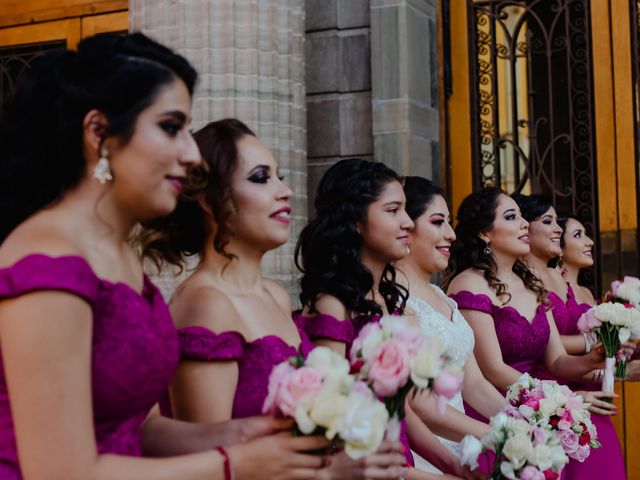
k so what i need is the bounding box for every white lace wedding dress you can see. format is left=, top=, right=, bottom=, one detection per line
left=408, top=285, right=476, bottom=474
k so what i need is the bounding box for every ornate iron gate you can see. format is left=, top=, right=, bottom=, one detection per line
left=467, top=0, right=600, bottom=290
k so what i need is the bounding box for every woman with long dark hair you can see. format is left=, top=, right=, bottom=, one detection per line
left=444, top=188, right=605, bottom=418
left=543, top=213, right=625, bottom=479
left=398, top=177, right=505, bottom=473
left=296, top=159, right=469, bottom=480
left=141, top=120, right=407, bottom=480
left=0, top=33, right=330, bottom=480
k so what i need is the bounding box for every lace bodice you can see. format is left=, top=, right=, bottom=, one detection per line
left=0, top=255, right=179, bottom=479
left=406, top=286, right=474, bottom=466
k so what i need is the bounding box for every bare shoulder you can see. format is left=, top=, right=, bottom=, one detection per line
left=262, top=278, right=292, bottom=313
left=577, top=285, right=596, bottom=304
left=169, top=278, right=242, bottom=333
left=446, top=269, right=493, bottom=297
left=0, top=218, right=83, bottom=268
left=305, top=293, right=349, bottom=321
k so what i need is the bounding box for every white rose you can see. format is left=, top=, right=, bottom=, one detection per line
left=502, top=433, right=533, bottom=469
left=499, top=460, right=517, bottom=479
left=518, top=404, right=536, bottom=419
left=538, top=399, right=557, bottom=418
left=460, top=435, right=483, bottom=469
left=410, top=346, right=443, bottom=387
left=306, top=346, right=351, bottom=377
left=527, top=444, right=552, bottom=471
left=550, top=444, right=569, bottom=469
left=308, top=389, right=350, bottom=438
left=340, top=393, right=388, bottom=459
left=619, top=327, right=631, bottom=343
left=508, top=417, right=533, bottom=437
left=491, top=412, right=509, bottom=430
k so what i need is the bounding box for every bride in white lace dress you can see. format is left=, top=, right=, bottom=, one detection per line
left=400, top=177, right=506, bottom=474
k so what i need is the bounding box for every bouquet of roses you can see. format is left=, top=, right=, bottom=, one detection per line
left=349, top=315, right=464, bottom=440
left=578, top=301, right=640, bottom=385
left=504, top=373, right=600, bottom=462
left=460, top=412, right=568, bottom=480
left=263, top=346, right=389, bottom=459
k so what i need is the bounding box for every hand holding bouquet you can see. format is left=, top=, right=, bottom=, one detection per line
left=263, top=346, right=389, bottom=459
left=578, top=301, right=640, bottom=384
left=504, top=374, right=600, bottom=462
left=349, top=315, right=464, bottom=439
left=461, top=412, right=568, bottom=480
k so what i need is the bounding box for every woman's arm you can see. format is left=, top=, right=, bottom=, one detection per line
left=461, top=354, right=506, bottom=419
left=0, top=291, right=330, bottom=480
left=543, top=311, right=603, bottom=382
left=459, top=309, right=522, bottom=390
left=408, top=390, right=489, bottom=443
left=558, top=334, right=588, bottom=355
left=305, top=293, right=351, bottom=357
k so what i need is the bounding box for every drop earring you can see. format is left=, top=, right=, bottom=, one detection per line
left=483, top=243, right=492, bottom=255
left=93, top=147, right=113, bottom=184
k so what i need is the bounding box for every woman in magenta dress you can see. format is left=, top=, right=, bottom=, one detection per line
left=0, top=33, right=332, bottom=480
left=555, top=214, right=626, bottom=479
left=141, top=120, right=407, bottom=479
left=443, top=188, right=605, bottom=417
left=295, top=159, right=471, bottom=480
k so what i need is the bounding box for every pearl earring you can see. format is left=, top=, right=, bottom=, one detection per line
left=93, top=147, right=113, bottom=184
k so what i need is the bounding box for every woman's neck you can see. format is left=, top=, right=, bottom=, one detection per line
left=562, top=263, right=581, bottom=285
left=523, top=252, right=550, bottom=278
left=360, top=251, right=389, bottom=311
left=492, top=249, right=518, bottom=279
left=200, top=236, right=265, bottom=294
left=398, top=258, right=433, bottom=288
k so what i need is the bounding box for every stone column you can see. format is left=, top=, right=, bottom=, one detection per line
left=130, top=0, right=306, bottom=299
left=370, top=0, right=439, bottom=179
left=305, top=0, right=373, bottom=210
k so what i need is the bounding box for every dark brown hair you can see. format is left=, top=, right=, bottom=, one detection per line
left=140, top=118, right=255, bottom=271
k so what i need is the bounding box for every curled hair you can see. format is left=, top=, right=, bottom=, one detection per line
left=295, top=159, right=408, bottom=316
left=141, top=119, right=256, bottom=271
left=0, top=32, right=197, bottom=242
left=443, top=187, right=546, bottom=304
left=403, top=176, right=445, bottom=222
left=511, top=193, right=553, bottom=222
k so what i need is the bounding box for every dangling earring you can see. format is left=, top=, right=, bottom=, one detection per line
left=483, top=243, right=492, bottom=256
left=93, top=147, right=113, bottom=184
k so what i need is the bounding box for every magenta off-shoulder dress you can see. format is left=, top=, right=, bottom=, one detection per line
left=449, top=291, right=550, bottom=422
left=548, top=285, right=626, bottom=480
left=0, top=255, right=179, bottom=479
left=296, top=312, right=415, bottom=467
left=177, top=317, right=315, bottom=418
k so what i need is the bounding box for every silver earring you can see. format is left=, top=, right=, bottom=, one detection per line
left=93, top=147, right=113, bottom=184
left=483, top=245, right=492, bottom=255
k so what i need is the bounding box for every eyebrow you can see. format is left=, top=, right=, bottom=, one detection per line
left=383, top=200, right=403, bottom=207
left=503, top=208, right=516, bottom=215
left=429, top=212, right=447, bottom=218
left=159, top=110, right=188, bottom=122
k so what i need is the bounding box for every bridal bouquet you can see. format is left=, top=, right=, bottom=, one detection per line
left=504, top=374, right=600, bottom=462
left=349, top=315, right=464, bottom=440
left=461, top=413, right=568, bottom=480
left=577, top=302, right=640, bottom=385
left=263, top=346, right=389, bottom=459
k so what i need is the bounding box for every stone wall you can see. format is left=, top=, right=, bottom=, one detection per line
left=130, top=0, right=306, bottom=299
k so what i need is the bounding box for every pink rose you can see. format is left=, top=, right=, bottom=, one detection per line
left=573, top=444, right=590, bottom=462
left=277, top=366, right=324, bottom=416
left=557, top=419, right=571, bottom=431
left=368, top=340, right=410, bottom=397
left=433, top=369, right=464, bottom=401
left=350, top=322, right=382, bottom=363
left=559, top=430, right=579, bottom=454
left=352, top=380, right=374, bottom=399
left=577, top=309, right=601, bottom=333
left=611, top=280, right=622, bottom=297
left=524, top=397, right=541, bottom=410
left=391, top=326, right=424, bottom=356
left=521, top=466, right=545, bottom=480
left=263, top=362, right=295, bottom=414
left=561, top=410, right=573, bottom=423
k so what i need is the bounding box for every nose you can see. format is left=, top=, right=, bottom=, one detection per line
left=445, top=221, right=456, bottom=241
left=552, top=221, right=562, bottom=234
left=276, top=175, right=293, bottom=201
left=520, top=217, right=529, bottom=230
left=180, top=131, right=202, bottom=166
left=586, top=236, right=594, bottom=247
left=401, top=210, right=415, bottom=231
